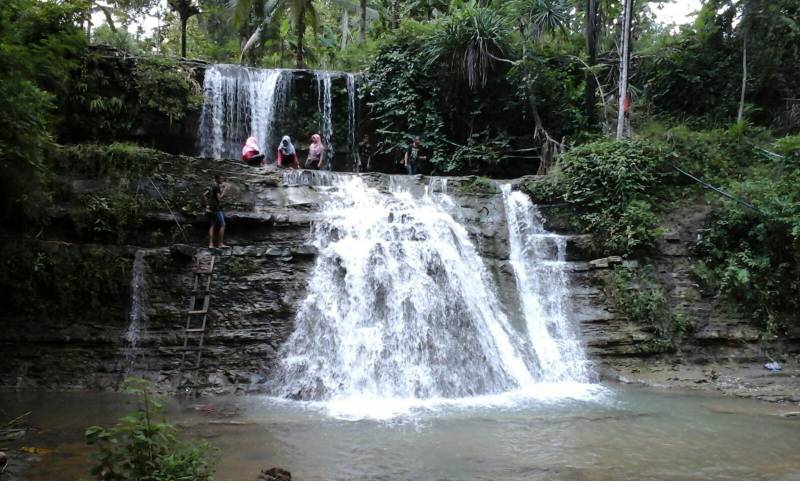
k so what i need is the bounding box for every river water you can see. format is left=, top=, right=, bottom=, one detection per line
left=2, top=386, right=799, bottom=481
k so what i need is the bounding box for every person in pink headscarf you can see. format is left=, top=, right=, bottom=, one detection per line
left=242, top=136, right=265, bottom=166
left=305, top=134, right=326, bottom=170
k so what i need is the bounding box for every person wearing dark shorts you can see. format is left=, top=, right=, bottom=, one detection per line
left=204, top=174, right=228, bottom=248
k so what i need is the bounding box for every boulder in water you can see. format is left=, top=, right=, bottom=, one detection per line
left=257, top=467, right=291, bottom=481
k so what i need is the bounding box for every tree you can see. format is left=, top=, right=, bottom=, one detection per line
left=168, top=0, right=201, bottom=57
left=616, top=0, right=632, bottom=139
left=359, top=0, right=366, bottom=44
left=585, top=0, right=600, bottom=123
left=232, top=0, right=316, bottom=68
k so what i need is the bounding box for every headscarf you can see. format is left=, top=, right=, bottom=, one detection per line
left=308, top=134, right=324, bottom=159
left=278, top=135, right=296, bottom=156
left=242, top=136, right=260, bottom=156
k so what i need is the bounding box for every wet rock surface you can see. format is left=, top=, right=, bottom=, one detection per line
left=0, top=161, right=798, bottom=402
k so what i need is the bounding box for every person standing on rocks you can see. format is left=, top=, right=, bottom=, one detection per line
left=404, top=137, right=426, bottom=175
left=204, top=174, right=228, bottom=248
left=305, top=134, right=326, bottom=170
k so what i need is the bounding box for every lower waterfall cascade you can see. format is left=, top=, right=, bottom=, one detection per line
left=271, top=173, right=599, bottom=417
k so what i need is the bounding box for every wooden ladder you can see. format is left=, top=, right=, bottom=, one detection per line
left=180, top=254, right=216, bottom=374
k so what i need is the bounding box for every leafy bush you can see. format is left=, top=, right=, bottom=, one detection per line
left=85, top=378, right=216, bottom=481
left=638, top=121, right=771, bottom=182
left=608, top=266, right=691, bottom=352
left=520, top=174, right=566, bottom=204
left=133, top=56, right=203, bottom=124
left=75, top=191, right=155, bottom=245
left=774, top=134, right=800, bottom=165
left=457, top=176, right=496, bottom=195
left=0, top=0, right=85, bottom=223
left=693, top=158, right=800, bottom=334
left=58, top=142, right=164, bottom=178
left=559, top=139, right=673, bottom=255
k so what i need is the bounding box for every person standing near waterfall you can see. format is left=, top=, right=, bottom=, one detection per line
left=404, top=137, right=426, bottom=175
left=277, top=135, right=300, bottom=169
left=204, top=174, right=228, bottom=249
left=305, top=134, right=326, bottom=170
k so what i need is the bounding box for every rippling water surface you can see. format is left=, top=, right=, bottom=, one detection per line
left=3, top=386, right=800, bottom=481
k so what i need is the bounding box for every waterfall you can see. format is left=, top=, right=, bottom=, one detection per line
left=316, top=72, right=334, bottom=169
left=346, top=74, right=358, bottom=171
left=273, top=174, right=552, bottom=404
left=271, top=174, right=594, bottom=417
left=501, top=184, right=588, bottom=382
left=125, top=250, right=148, bottom=370
left=197, top=65, right=288, bottom=160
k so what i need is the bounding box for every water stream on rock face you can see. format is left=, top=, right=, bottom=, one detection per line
left=197, top=65, right=288, bottom=160
left=346, top=73, right=358, bottom=171
left=316, top=71, right=334, bottom=167
left=272, top=173, right=596, bottom=418
left=124, top=249, right=148, bottom=370
left=501, top=184, right=589, bottom=382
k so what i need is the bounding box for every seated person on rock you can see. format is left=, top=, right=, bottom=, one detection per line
left=242, top=136, right=266, bottom=166
left=277, top=135, right=300, bottom=169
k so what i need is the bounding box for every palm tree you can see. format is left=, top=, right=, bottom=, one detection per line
left=426, top=7, right=513, bottom=91
left=168, top=0, right=201, bottom=58
left=287, top=0, right=315, bottom=67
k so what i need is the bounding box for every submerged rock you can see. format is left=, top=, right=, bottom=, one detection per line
left=257, top=467, right=291, bottom=481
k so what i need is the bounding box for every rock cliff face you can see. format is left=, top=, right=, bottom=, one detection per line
left=1, top=158, right=796, bottom=395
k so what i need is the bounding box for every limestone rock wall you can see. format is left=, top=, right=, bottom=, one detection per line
left=1, top=162, right=793, bottom=394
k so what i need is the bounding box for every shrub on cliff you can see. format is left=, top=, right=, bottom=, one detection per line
left=0, top=0, right=85, bottom=225
left=693, top=140, right=800, bottom=334
left=559, top=139, right=674, bottom=255
left=84, top=378, right=216, bottom=481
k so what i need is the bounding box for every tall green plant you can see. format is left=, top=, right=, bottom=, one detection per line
left=85, top=378, right=216, bottom=481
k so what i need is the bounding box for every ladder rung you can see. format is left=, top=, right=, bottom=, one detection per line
left=187, top=309, right=208, bottom=315
left=185, top=328, right=205, bottom=333
left=193, top=269, right=213, bottom=274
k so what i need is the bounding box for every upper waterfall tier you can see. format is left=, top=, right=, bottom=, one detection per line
left=197, top=65, right=360, bottom=169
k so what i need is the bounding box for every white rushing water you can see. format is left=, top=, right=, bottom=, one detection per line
left=197, top=65, right=288, bottom=160
left=501, top=184, right=589, bottom=382
left=316, top=71, right=334, bottom=169
left=346, top=73, right=359, bottom=171
left=272, top=174, right=597, bottom=418
left=124, top=249, right=148, bottom=370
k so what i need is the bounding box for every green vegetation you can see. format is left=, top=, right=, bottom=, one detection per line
left=692, top=137, right=800, bottom=334
left=560, top=139, right=671, bottom=255
left=133, top=56, right=203, bottom=124
left=1, top=0, right=799, bottom=343
left=59, top=142, right=164, bottom=177
left=85, top=378, right=216, bottom=481
left=0, top=243, right=129, bottom=322
left=607, top=266, right=692, bottom=353
left=65, top=51, right=203, bottom=141
left=457, top=176, right=495, bottom=195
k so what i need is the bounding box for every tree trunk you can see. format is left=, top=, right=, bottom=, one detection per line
left=296, top=9, right=305, bottom=68
left=390, top=0, right=399, bottom=29
left=738, top=36, right=747, bottom=123
left=359, top=0, right=366, bottom=45
left=585, top=0, right=599, bottom=125
left=616, top=0, right=633, bottom=140
left=340, top=8, right=348, bottom=50
left=180, top=15, right=188, bottom=58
